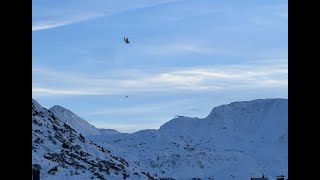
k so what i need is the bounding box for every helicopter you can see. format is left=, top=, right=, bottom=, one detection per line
left=124, top=37, right=130, bottom=44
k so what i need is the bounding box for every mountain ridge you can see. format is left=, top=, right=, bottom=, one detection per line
left=33, top=98, right=288, bottom=180
left=32, top=98, right=155, bottom=180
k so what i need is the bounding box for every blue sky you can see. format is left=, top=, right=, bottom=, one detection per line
left=32, top=0, right=288, bottom=133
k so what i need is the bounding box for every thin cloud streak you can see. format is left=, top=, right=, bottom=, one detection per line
left=87, top=99, right=195, bottom=116
left=32, top=13, right=104, bottom=31
left=144, top=43, right=231, bottom=55
left=32, top=87, right=102, bottom=96
left=32, top=62, right=287, bottom=97
left=32, top=0, right=184, bottom=31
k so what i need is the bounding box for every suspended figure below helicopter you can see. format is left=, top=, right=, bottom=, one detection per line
left=123, top=38, right=130, bottom=99
left=125, top=89, right=128, bottom=99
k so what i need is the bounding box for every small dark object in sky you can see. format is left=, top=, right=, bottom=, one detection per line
left=124, top=37, right=130, bottom=44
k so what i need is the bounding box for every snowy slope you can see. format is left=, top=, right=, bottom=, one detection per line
left=92, top=98, right=288, bottom=180
left=32, top=99, right=154, bottom=180
left=49, top=105, right=120, bottom=136
left=34, top=98, right=288, bottom=180
left=49, top=105, right=100, bottom=136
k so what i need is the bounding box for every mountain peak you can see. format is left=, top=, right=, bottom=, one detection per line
left=50, top=105, right=73, bottom=114
left=32, top=98, right=44, bottom=112
left=159, top=98, right=287, bottom=138
left=32, top=99, right=151, bottom=179
left=207, top=98, right=287, bottom=118
left=49, top=105, right=101, bottom=136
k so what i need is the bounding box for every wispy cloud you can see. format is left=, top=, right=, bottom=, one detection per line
left=274, top=12, right=288, bottom=19
left=32, top=13, right=104, bottom=31
left=32, top=0, right=184, bottom=31
left=87, top=99, right=195, bottom=116
left=32, top=87, right=102, bottom=96
left=32, top=61, right=287, bottom=97
left=144, top=43, right=230, bottom=55
left=269, top=3, right=288, bottom=20
left=249, top=16, right=274, bottom=27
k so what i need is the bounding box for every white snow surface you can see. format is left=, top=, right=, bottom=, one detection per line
left=49, top=105, right=120, bottom=136
left=93, top=98, right=288, bottom=180
left=32, top=99, right=153, bottom=180
left=32, top=98, right=288, bottom=180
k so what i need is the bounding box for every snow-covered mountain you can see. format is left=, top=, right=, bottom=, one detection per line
left=32, top=99, right=154, bottom=180
left=93, top=98, right=288, bottom=180
left=49, top=105, right=120, bottom=136
left=32, top=98, right=288, bottom=180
